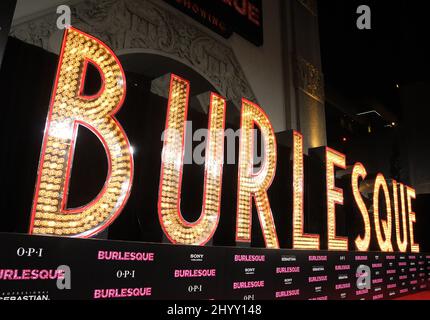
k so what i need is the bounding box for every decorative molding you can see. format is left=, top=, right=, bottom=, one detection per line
left=10, top=0, right=256, bottom=109
left=150, top=73, right=171, bottom=99
left=296, top=0, right=318, bottom=16
left=293, top=55, right=324, bottom=103
left=11, top=0, right=82, bottom=27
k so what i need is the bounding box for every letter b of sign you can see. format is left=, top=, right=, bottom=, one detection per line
left=356, top=5, right=371, bottom=30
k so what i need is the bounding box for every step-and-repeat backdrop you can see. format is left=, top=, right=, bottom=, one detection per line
left=0, top=233, right=428, bottom=300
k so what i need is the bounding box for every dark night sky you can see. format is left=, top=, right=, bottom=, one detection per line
left=318, top=0, right=430, bottom=119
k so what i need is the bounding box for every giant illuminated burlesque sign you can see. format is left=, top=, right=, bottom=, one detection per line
left=29, top=27, right=421, bottom=253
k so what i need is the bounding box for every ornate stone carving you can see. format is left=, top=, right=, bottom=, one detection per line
left=10, top=0, right=256, bottom=108
left=297, top=0, right=318, bottom=16
left=293, top=55, right=324, bottom=103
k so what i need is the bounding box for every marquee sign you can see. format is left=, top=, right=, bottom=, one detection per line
left=29, top=27, right=421, bottom=255
left=163, top=0, right=264, bottom=46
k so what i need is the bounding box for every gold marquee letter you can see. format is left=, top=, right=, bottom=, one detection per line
left=30, top=27, right=133, bottom=237
left=236, top=99, right=279, bottom=249
left=326, top=148, right=348, bottom=251
left=373, top=174, right=394, bottom=252
left=292, top=131, right=320, bottom=250
left=158, top=75, right=226, bottom=245
left=406, top=186, right=420, bottom=253
left=352, top=163, right=371, bottom=252
left=393, top=182, right=408, bottom=252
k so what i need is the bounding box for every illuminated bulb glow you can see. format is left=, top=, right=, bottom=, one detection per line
left=373, top=174, right=394, bottom=252
left=326, top=148, right=348, bottom=251
left=29, top=27, right=133, bottom=237
left=406, top=186, right=420, bottom=253
left=393, top=182, right=408, bottom=252
left=158, top=75, right=226, bottom=245
left=292, top=131, right=319, bottom=250
left=352, top=163, right=371, bottom=252
left=236, top=99, right=279, bottom=249
left=23, top=29, right=423, bottom=251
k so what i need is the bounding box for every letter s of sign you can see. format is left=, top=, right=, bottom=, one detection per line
left=56, top=5, right=71, bottom=30
left=356, top=265, right=371, bottom=290
left=356, top=5, right=371, bottom=30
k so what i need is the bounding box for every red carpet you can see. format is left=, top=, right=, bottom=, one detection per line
left=394, top=291, right=430, bottom=300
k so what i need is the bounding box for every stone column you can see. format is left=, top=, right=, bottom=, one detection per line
left=281, top=0, right=327, bottom=152
left=401, top=83, right=430, bottom=195
left=0, top=0, right=17, bottom=67
left=401, top=83, right=430, bottom=252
